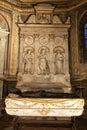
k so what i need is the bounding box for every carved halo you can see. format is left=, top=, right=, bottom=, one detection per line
left=23, top=46, right=34, bottom=60
left=23, top=46, right=34, bottom=53
left=38, top=46, right=49, bottom=54
left=53, top=46, right=65, bottom=53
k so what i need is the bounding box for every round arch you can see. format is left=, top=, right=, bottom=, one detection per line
left=0, top=13, right=9, bottom=31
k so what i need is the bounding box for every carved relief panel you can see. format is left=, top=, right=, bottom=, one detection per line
left=17, top=24, right=71, bottom=91
left=19, top=29, right=66, bottom=75
left=22, top=35, right=35, bottom=74
left=17, top=4, right=71, bottom=93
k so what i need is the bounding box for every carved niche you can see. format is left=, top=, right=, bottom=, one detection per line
left=17, top=4, right=71, bottom=93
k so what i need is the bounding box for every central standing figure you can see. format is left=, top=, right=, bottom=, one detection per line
left=38, top=46, right=50, bottom=75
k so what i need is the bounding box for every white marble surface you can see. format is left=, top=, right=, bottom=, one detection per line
left=5, top=97, right=84, bottom=117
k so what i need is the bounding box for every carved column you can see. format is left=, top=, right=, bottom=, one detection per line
left=34, top=34, right=39, bottom=74
left=0, top=28, right=9, bottom=99
left=64, top=34, right=70, bottom=75
left=9, top=12, right=19, bottom=76
left=18, top=33, right=24, bottom=73
left=49, top=34, right=55, bottom=74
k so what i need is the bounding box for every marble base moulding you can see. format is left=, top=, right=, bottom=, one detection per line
left=5, top=98, right=84, bottom=117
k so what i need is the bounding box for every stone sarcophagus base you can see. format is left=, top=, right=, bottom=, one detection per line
left=5, top=90, right=84, bottom=130
left=5, top=98, right=84, bottom=117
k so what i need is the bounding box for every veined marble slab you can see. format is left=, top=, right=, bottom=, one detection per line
left=5, top=98, right=84, bottom=117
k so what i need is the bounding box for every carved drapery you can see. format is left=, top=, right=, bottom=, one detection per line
left=20, top=32, right=67, bottom=76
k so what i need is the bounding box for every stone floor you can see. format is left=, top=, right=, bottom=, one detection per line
left=0, top=115, right=87, bottom=130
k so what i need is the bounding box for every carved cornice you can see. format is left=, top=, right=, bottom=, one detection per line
left=0, top=0, right=87, bottom=13
left=3, top=0, right=87, bottom=8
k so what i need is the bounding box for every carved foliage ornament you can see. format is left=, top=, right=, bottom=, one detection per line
left=39, top=36, right=49, bottom=45
left=25, top=36, right=34, bottom=45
